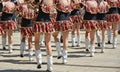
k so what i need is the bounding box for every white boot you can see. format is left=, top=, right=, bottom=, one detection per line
left=85, top=38, right=90, bottom=52
left=72, top=35, right=76, bottom=47
left=107, top=30, right=112, bottom=44
left=56, top=42, right=62, bottom=59
left=47, top=55, right=53, bottom=72
left=62, top=50, right=68, bottom=64
left=90, top=45, right=95, bottom=57
left=9, top=44, right=13, bottom=53
left=29, top=48, right=34, bottom=61
left=101, top=41, right=105, bottom=53
left=40, top=34, right=44, bottom=45
left=25, top=38, right=28, bottom=50
left=35, top=50, right=42, bottom=69
left=76, top=35, right=81, bottom=47
left=20, top=42, right=25, bottom=57
left=113, top=37, right=118, bottom=48
left=96, top=31, right=101, bottom=47
left=2, top=38, right=6, bottom=50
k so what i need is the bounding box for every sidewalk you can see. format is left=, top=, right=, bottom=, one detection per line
left=0, top=31, right=120, bottom=72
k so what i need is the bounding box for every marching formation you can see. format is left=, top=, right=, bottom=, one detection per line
left=0, top=0, right=120, bottom=72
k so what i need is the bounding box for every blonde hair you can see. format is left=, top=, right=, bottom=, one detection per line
left=72, top=0, right=81, bottom=4
left=110, top=0, right=118, bottom=2
left=59, top=0, right=71, bottom=6
left=18, top=0, right=24, bottom=4
left=43, top=0, right=53, bottom=6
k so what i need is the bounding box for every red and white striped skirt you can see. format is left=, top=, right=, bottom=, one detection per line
left=0, top=20, right=17, bottom=35
left=106, top=13, right=120, bottom=23
left=34, top=22, right=55, bottom=33
left=54, top=20, right=73, bottom=32
left=81, top=20, right=99, bottom=31
left=21, top=27, right=34, bottom=37
left=97, top=20, right=110, bottom=30
left=0, top=21, right=6, bottom=35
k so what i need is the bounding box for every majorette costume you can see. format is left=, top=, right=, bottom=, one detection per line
left=106, top=0, right=120, bottom=48
left=18, top=3, right=35, bottom=37
left=82, top=0, right=98, bottom=57
left=97, top=0, right=110, bottom=30
left=33, top=0, right=56, bottom=71
left=106, top=0, right=120, bottom=23
left=54, top=0, right=73, bottom=32
left=82, top=0, right=99, bottom=31
left=33, top=1, right=55, bottom=33
left=97, top=0, right=110, bottom=53
left=0, top=1, right=17, bottom=35
left=70, top=0, right=84, bottom=47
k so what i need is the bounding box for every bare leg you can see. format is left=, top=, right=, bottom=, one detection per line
left=76, top=22, right=81, bottom=47
left=53, top=32, right=62, bottom=59
left=90, top=29, right=96, bottom=57
left=112, top=23, right=118, bottom=48
left=35, top=32, right=42, bottom=69
left=62, top=31, right=69, bottom=64
left=85, top=31, right=90, bottom=51
left=45, top=33, right=53, bottom=71
left=8, top=29, right=13, bottom=53
left=28, top=36, right=34, bottom=61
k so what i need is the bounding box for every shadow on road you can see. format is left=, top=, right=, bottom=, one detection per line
left=0, top=70, right=46, bottom=72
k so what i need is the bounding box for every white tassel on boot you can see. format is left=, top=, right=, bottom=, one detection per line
left=101, top=41, right=105, bottom=53
left=9, top=44, right=13, bottom=53
left=62, top=50, right=68, bottom=64
left=35, top=50, right=42, bottom=69
left=56, top=42, right=62, bottom=59
left=113, top=37, right=118, bottom=48
left=77, top=35, right=81, bottom=47
left=90, top=45, right=95, bottom=57
left=20, top=42, right=25, bottom=57
left=85, top=38, right=90, bottom=52
left=2, top=38, right=6, bottom=50
left=29, top=48, right=34, bottom=61
left=47, top=55, right=53, bottom=72
left=72, top=35, right=76, bottom=47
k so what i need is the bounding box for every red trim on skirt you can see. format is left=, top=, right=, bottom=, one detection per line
left=106, top=13, right=120, bottom=22
left=98, top=21, right=110, bottom=30
left=54, top=20, right=73, bottom=31
left=81, top=20, right=98, bottom=30
left=34, top=22, right=55, bottom=33
left=0, top=21, right=6, bottom=35
left=21, top=27, right=34, bottom=37
left=0, top=20, right=17, bottom=35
